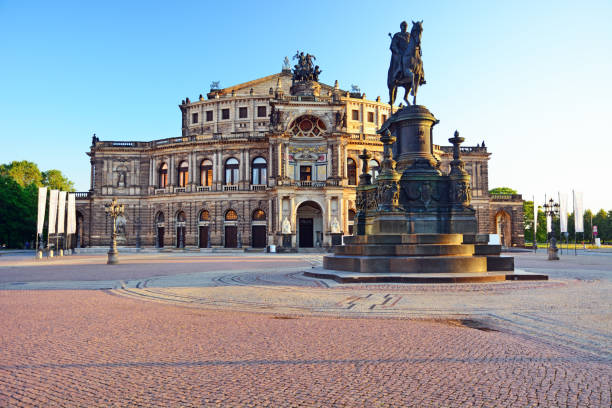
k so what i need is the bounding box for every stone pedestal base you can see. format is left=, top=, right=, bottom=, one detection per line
left=313, top=233, right=548, bottom=283
left=290, top=81, right=321, bottom=97
left=547, top=247, right=559, bottom=261
left=107, top=250, right=119, bottom=265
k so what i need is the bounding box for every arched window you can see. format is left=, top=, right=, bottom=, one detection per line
left=176, top=211, right=186, bottom=223
left=178, top=161, right=189, bottom=187
left=252, top=209, right=266, bottom=221
left=369, top=159, right=380, bottom=181
left=347, top=158, right=357, bottom=185
left=200, top=159, right=213, bottom=186
left=224, top=158, right=239, bottom=185
left=252, top=157, right=267, bottom=185
left=155, top=212, right=165, bottom=224
left=288, top=115, right=327, bottom=137
left=158, top=163, right=168, bottom=188
left=199, top=210, right=210, bottom=221
left=225, top=209, right=238, bottom=221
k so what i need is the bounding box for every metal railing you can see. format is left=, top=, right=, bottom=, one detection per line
left=490, top=194, right=523, bottom=201
left=74, top=191, right=90, bottom=199
left=196, top=186, right=211, bottom=192
left=223, top=185, right=239, bottom=191
left=250, top=184, right=266, bottom=191
left=295, top=180, right=327, bottom=188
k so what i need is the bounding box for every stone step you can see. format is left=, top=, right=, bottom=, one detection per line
left=323, top=254, right=487, bottom=274
left=486, top=255, right=514, bottom=271
left=335, top=244, right=475, bottom=257
left=345, top=234, right=464, bottom=246
left=304, top=267, right=547, bottom=284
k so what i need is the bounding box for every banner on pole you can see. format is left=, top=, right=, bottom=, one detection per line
left=533, top=196, right=537, bottom=236
left=48, top=190, right=59, bottom=234
left=37, top=187, right=47, bottom=235
left=559, top=192, right=568, bottom=233
left=574, top=191, right=584, bottom=233
left=57, top=191, right=67, bottom=234
left=546, top=214, right=552, bottom=233
left=67, top=193, right=76, bottom=234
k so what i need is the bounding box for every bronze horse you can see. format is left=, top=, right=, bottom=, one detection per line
left=388, top=21, right=426, bottom=106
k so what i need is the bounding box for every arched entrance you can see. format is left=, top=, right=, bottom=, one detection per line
left=495, top=210, right=512, bottom=247
left=251, top=209, right=267, bottom=248
left=296, top=201, right=323, bottom=248
left=224, top=209, right=238, bottom=248
left=198, top=210, right=210, bottom=248
left=176, top=211, right=186, bottom=248
left=155, top=212, right=165, bottom=248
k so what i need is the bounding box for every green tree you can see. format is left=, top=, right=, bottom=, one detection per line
left=42, top=169, right=75, bottom=192
left=489, top=187, right=518, bottom=195
left=0, top=161, right=42, bottom=187
left=0, top=173, right=36, bottom=248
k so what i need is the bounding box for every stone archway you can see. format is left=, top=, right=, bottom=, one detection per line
left=495, top=210, right=512, bottom=247
left=296, top=201, right=323, bottom=248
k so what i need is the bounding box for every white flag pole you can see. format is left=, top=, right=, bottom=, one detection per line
left=36, top=187, right=47, bottom=259
left=47, top=189, right=59, bottom=257
left=57, top=191, right=67, bottom=256
left=533, top=195, right=537, bottom=252
left=573, top=190, right=576, bottom=255
left=67, top=193, right=76, bottom=253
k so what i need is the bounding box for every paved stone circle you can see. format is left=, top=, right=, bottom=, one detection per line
left=0, top=251, right=610, bottom=407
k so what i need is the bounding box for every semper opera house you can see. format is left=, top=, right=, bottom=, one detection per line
left=75, top=59, right=524, bottom=250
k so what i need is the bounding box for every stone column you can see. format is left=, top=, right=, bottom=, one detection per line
left=268, top=143, right=273, bottom=186
left=343, top=144, right=348, bottom=178
left=168, top=156, right=175, bottom=187
left=284, top=144, right=289, bottom=180
left=277, top=142, right=283, bottom=178
left=327, top=145, right=332, bottom=179
left=245, top=149, right=250, bottom=186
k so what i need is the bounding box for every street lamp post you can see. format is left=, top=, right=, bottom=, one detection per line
left=105, top=197, right=125, bottom=265
left=544, top=198, right=559, bottom=261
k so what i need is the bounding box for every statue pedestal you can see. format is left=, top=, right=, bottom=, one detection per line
left=309, top=104, right=548, bottom=284
left=290, top=81, right=320, bottom=97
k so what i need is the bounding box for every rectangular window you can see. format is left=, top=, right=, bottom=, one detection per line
left=206, top=110, right=213, bottom=121
left=351, top=109, right=359, bottom=120
left=367, top=112, right=374, bottom=123
left=382, top=114, right=387, bottom=122
left=192, top=113, right=198, bottom=124
left=221, top=108, right=230, bottom=120
left=300, top=166, right=312, bottom=181
left=238, top=107, right=248, bottom=119
left=257, top=106, right=267, bottom=117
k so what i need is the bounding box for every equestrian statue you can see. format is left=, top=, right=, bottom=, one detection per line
left=387, top=20, right=426, bottom=106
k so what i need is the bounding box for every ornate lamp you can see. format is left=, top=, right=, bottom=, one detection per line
left=105, top=197, right=125, bottom=265
left=543, top=198, right=560, bottom=260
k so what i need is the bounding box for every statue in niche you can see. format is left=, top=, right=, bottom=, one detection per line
left=331, top=217, right=341, bottom=234
left=117, top=170, right=127, bottom=187
left=115, top=215, right=127, bottom=240
left=281, top=217, right=292, bottom=234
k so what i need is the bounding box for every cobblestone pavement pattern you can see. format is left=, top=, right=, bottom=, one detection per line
left=0, top=251, right=610, bottom=407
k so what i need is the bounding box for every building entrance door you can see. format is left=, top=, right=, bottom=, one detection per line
left=225, top=226, right=237, bottom=248
left=157, top=227, right=165, bottom=248
left=299, top=218, right=314, bottom=247
left=176, top=226, right=185, bottom=248
left=251, top=225, right=266, bottom=248
left=199, top=226, right=209, bottom=248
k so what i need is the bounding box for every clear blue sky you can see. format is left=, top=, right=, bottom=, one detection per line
left=1, top=0, right=611, bottom=211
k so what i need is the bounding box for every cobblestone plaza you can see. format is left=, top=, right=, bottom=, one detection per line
left=0, top=251, right=610, bottom=407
